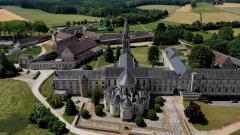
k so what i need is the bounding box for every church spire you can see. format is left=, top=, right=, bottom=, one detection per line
left=122, top=18, right=130, bottom=54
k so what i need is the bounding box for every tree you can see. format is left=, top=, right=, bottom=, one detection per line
left=154, top=96, right=164, bottom=106
left=82, top=64, right=93, bottom=70
left=49, top=96, right=63, bottom=109
left=148, top=46, right=160, bottom=67
left=191, top=0, right=197, bottom=8
left=66, top=21, right=71, bottom=27
left=183, top=31, right=193, bottom=42
left=91, top=89, right=103, bottom=106
left=33, top=21, right=49, bottom=35
left=135, top=115, right=145, bottom=127
left=148, top=109, right=156, bottom=120
left=154, top=104, right=161, bottom=112
left=115, top=46, right=121, bottom=61
left=80, top=109, right=89, bottom=119
left=0, top=52, right=17, bottom=78
left=188, top=45, right=214, bottom=68
left=104, top=45, right=115, bottom=63
left=219, top=27, right=234, bottom=41
left=193, top=34, right=203, bottom=44
left=64, top=98, right=78, bottom=116
left=95, top=105, right=103, bottom=116
left=184, top=101, right=208, bottom=124
left=229, top=37, right=240, bottom=58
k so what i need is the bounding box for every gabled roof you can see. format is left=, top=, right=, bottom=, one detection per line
left=213, top=50, right=240, bottom=66
left=163, top=47, right=187, bottom=76
left=118, top=51, right=136, bottom=68
left=117, top=68, right=136, bottom=86
left=55, top=37, right=98, bottom=56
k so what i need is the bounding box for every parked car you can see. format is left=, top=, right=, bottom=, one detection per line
left=33, top=71, right=41, bottom=80
left=232, top=99, right=238, bottom=103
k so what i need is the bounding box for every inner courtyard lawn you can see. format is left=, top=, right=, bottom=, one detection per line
left=184, top=101, right=240, bottom=131
left=7, top=46, right=42, bottom=63
left=131, top=47, right=151, bottom=67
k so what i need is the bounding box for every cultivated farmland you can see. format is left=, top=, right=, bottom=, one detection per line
left=0, top=8, right=26, bottom=21
left=164, top=12, right=200, bottom=24
left=202, top=12, right=240, bottom=23
left=1, top=6, right=101, bottom=27
left=194, top=2, right=222, bottom=13
left=137, top=5, right=180, bottom=13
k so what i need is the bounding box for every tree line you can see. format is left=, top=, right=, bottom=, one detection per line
left=0, top=20, right=49, bottom=40
left=181, top=20, right=240, bottom=31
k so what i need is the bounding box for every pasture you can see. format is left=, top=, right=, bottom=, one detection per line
left=1, top=6, right=101, bottom=27
left=193, top=2, right=222, bottom=13
left=137, top=5, right=179, bottom=13
left=184, top=101, right=240, bottom=131
left=0, top=9, right=26, bottom=21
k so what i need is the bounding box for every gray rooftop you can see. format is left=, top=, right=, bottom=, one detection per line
left=118, top=52, right=136, bottom=68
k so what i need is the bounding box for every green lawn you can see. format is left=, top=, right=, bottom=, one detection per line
left=0, top=79, right=54, bottom=135
left=8, top=46, right=42, bottom=63
left=1, top=6, right=101, bottom=27
left=192, top=31, right=213, bottom=41
left=184, top=101, right=240, bottom=131
left=137, top=5, right=179, bottom=13
left=63, top=114, right=75, bottom=124
left=131, top=47, right=151, bottom=67
left=42, top=43, right=54, bottom=52
left=39, top=75, right=53, bottom=98
left=208, top=28, right=240, bottom=36
left=231, top=130, right=240, bottom=135
left=194, top=2, right=223, bottom=13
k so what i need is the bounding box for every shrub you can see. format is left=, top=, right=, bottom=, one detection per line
left=148, top=109, right=156, bottom=120
left=184, top=101, right=208, bottom=124
left=135, top=115, right=145, bottom=127
left=95, top=105, right=103, bottom=116
left=80, top=109, right=89, bottom=119
left=49, top=96, right=63, bottom=109
left=91, top=89, right=103, bottom=106
left=154, top=104, right=161, bottom=112
left=193, top=34, right=203, bottom=44
left=82, top=64, right=93, bottom=70
left=154, top=96, right=164, bottom=106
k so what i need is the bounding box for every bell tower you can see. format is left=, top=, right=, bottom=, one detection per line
left=122, top=19, right=130, bottom=54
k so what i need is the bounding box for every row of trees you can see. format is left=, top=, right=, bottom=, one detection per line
left=0, top=20, right=48, bottom=40
left=29, top=103, right=68, bottom=135
left=182, top=20, right=240, bottom=31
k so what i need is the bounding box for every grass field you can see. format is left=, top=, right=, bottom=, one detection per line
left=131, top=47, right=151, bottom=67
left=202, top=12, right=240, bottom=23
left=0, top=79, right=51, bottom=135
left=208, top=28, right=240, bottom=36
left=194, top=3, right=222, bottom=13
left=231, top=130, right=240, bottom=135
left=42, top=42, right=54, bottom=53
left=39, top=75, right=53, bottom=98
left=137, top=5, right=179, bottom=13
left=164, top=12, right=200, bottom=24
left=220, top=7, right=240, bottom=14
left=8, top=46, right=42, bottom=63
left=1, top=6, right=101, bottom=27
left=184, top=101, right=240, bottom=131
left=63, top=114, right=75, bottom=124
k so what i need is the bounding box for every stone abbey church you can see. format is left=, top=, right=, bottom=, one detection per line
left=52, top=20, right=240, bottom=121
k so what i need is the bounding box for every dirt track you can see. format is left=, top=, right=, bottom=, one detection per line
left=0, top=9, right=27, bottom=21
left=215, top=3, right=240, bottom=7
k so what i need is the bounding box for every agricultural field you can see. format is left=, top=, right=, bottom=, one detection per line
left=137, top=5, right=179, bottom=13
left=0, top=8, right=26, bottom=21
left=163, top=2, right=240, bottom=24
left=193, top=2, right=222, bottom=13
left=216, top=3, right=240, bottom=14
left=184, top=101, right=240, bottom=131
left=1, top=6, right=101, bottom=27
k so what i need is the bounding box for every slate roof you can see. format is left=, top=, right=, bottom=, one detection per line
left=99, top=31, right=153, bottom=41
left=163, top=47, right=187, bottom=76
left=117, top=68, right=136, bottom=86
left=54, top=70, right=105, bottom=80
left=118, top=52, right=136, bottom=68
left=193, top=69, right=240, bottom=79
left=55, top=37, right=98, bottom=56
left=121, top=97, right=133, bottom=108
